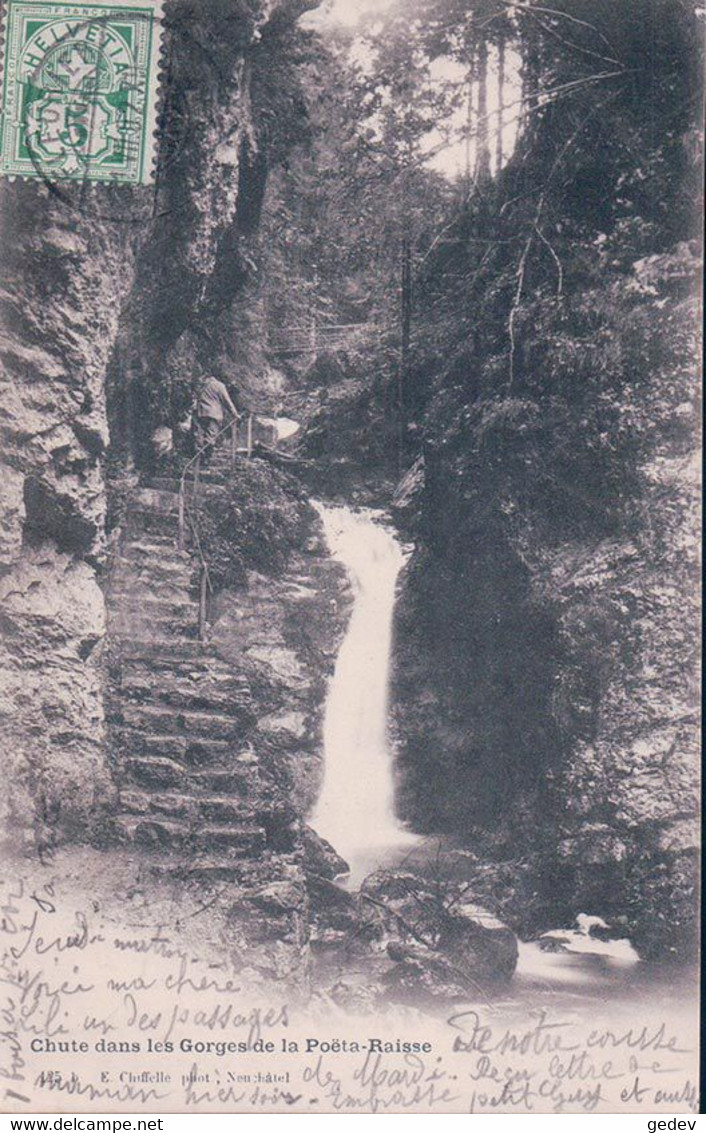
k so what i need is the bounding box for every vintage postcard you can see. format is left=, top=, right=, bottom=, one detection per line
left=0, top=0, right=701, bottom=1116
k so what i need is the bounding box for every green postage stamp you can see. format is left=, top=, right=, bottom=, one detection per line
left=0, top=0, right=163, bottom=183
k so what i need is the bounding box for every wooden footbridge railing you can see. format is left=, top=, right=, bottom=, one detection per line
left=267, top=322, right=381, bottom=356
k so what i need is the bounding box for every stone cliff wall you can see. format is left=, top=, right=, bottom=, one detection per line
left=0, top=0, right=315, bottom=856
left=0, top=187, right=142, bottom=853
left=209, top=541, right=350, bottom=822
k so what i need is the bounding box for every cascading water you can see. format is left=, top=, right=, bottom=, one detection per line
left=309, top=512, right=651, bottom=1005
left=310, top=504, right=417, bottom=882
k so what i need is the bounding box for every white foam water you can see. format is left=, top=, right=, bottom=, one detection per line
left=310, top=504, right=417, bottom=882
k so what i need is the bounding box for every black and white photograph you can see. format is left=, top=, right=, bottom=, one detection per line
left=0, top=0, right=701, bottom=1116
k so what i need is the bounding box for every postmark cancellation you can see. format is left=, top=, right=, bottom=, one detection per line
left=0, top=0, right=164, bottom=183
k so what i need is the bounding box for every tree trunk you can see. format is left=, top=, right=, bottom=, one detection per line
left=475, top=35, right=491, bottom=184
left=464, top=43, right=476, bottom=186
left=496, top=35, right=505, bottom=175
left=399, top=229, right=412, bottom=460
left=521, top=22, right=540, bottom=138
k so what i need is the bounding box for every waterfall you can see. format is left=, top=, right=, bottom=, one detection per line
left=310, top=504, right=417, bottom=882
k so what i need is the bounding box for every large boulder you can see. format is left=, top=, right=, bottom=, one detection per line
left=358, top=869, right=518, bottom=991
left=305, top=875, right=360, bottom=950
left=302, top=824, right=350, bottom=880
left=383, top=943, right=476, bottom=1004
left=301, top=826, right=354, bottom=950
left=437, top=900, right=519, bottom=982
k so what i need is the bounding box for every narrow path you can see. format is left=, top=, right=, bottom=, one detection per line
left=106, top=479, right=267, bottom=879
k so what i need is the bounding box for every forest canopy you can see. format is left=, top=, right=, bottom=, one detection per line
left=261, top=0, right=701, bottom=483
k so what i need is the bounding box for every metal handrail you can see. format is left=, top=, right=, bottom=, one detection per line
left=177, top=413, right=254, bottom=639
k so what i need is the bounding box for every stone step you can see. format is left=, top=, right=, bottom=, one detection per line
left=110, top=606, right=198, bottom=634
left=115, top=814, right=189, bottom=848
left=115, top=730, right=237, bottom=764
left=111, top=550, right=191, bottom=570
left=114, top=542, right=193, bottom=569
left=156, top=858, right=247, bottom=883
left=118, top=655, right=240, bottom=678
left=187, top=468, right=228, bottom=483
left=116, top=670, right=238, bottom=696
left=120, top=703, right=245, bottom=739
left=132, top=488, right=181, bottom=514
left=118, top=661, right=249, bottom=687
left=108, top=581, right=194, bottom=601
left=116, top=536, right=190, bottom=557
left=199, top=796, right=256, bottom=823
left=109, top=571, right=194, bottom=597
left=126, top=506, right=180, bottom=532
left=124, top=756, right=188, bottom=790
left=123, top=523, right=183, bottom=544
left=119, top=788, right=195, bottom=819
left=119, top=638, right=205, bottom=660
left=149, top=468, right=228, bottom=488
left=118, top=676, right=252, bottom=715
left=111, top=578, right=195, bottom=600
left=142, top=476, right=180, bottom=494
left=110, top=548, right=191, bottom=571
left=111, top=616, right=198, bottom=638
left=121, top=533, right=182, bottom=558
left=197, top=824, right=267, bottom=852
left=108, top=582, right=195, bottom=605
left=109, top=596, right=197, bottom=618
left=119, top=789, right=256, bottom=825
left=122, top=528, right=183, bottom=553
left=113, top=620, right=200, bottom=648
left=191, top=766, right=258, bottom=794
left=119, top=788, right=153, bottom=813
left=144, top=475, right=228, bottom=495
left=187, top=738, right=248, bottom=768
left=116, top=732, right=189, bottom=759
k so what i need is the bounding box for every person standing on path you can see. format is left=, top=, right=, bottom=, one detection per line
left=193, top=375, right=240, bottom=464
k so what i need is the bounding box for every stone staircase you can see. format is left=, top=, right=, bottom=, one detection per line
left=106, top=478, right=271, bottom=880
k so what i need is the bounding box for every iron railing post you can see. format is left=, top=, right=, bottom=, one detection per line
left=176, top=416, right=243, bottom=645
left=178, top=482, right=185, bottom=551
left=199, top=564, right=208, bottom=641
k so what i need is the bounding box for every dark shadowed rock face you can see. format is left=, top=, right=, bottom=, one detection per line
left=391, top=252, right=700, bottom=961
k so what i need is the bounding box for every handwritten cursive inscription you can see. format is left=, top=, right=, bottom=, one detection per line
left=0, top=876, right=698, bottom=1114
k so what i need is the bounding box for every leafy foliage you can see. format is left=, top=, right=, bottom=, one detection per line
left=195, top=461, right=313, bottom=591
